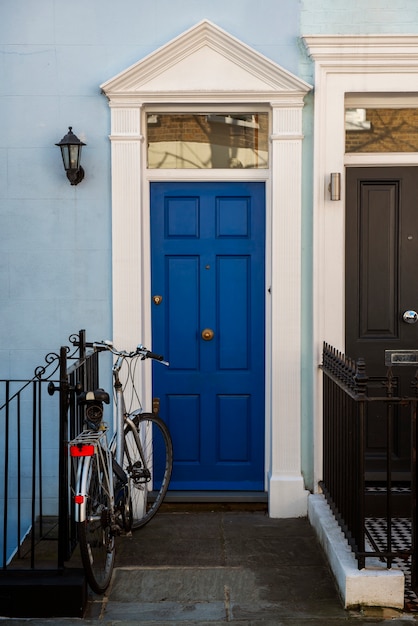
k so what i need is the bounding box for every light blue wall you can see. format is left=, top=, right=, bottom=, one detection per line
left=0, top=0, right=302, bottom=381
left=300, top=90, right=314, bottom=491
left=301, top=0, right=418, bottom=36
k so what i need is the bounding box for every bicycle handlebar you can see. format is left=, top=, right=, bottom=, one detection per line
left=92, top=340, right=169, bottom=366
left=144, top=349, right=165, bottom=362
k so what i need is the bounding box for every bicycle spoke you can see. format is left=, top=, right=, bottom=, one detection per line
left=78, top=454, right=115, bottom=593
left=124, top=413, right=172, bottom=529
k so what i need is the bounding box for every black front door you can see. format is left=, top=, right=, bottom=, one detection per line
left=346, top=167, right=418, bottom=478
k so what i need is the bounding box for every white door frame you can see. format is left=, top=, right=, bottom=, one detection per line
left=303, top=34, right=418, bottom=490
left=101, top=20, right=311, bottom=516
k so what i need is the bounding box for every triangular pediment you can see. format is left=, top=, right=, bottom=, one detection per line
left=101, top=20, right=311, bottom=101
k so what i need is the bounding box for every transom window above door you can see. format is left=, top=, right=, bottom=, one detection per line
left=147, top=113, right=269, bottom=169
left=345, top=107, right=418, bottom=153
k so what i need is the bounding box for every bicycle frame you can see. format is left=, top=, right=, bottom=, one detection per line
left=70, top=356, right=139, bottom=525
left=70, top=429, right=114, bottom=524
left=112, top=354, right=129, bottom=468
left=70, top=340, right=170, bottom=525
left=67, top=339, right=172, bottom=594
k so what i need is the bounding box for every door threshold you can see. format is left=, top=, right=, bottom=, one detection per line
left=163, top=491, right=268, bottom=504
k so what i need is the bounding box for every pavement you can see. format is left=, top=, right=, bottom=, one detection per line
left=1, top=503, right=417, bottom=625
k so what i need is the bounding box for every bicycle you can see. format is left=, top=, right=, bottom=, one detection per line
left=68, top=341, right=173, bottom=593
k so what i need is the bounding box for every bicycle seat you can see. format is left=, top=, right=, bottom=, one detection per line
left=78, top=389, right=110, bottom=405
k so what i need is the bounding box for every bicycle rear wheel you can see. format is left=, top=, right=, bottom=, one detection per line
left=78, top=453, right=115, bottom=593
left=124, top=412, right=173, bottom=529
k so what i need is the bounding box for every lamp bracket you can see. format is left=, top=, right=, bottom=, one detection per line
left=66, top=166, right=85, bottom=186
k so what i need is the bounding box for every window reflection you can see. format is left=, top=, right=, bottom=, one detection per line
left=346, top=108, right=418, bottom=152
left=147, top=113, right=269, bottom=168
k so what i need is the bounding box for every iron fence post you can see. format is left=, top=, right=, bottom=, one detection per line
left=57, top=345, right=70, bottom=568
left=412, top=396, right=417, bottom=591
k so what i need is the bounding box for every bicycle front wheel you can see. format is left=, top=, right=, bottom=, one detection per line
left=78, top=453, right=115, bottom=593
left=124, top=412, right=173, bottom=529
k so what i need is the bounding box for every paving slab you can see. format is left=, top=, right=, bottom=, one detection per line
left=0, top=508, right=415, bottom=624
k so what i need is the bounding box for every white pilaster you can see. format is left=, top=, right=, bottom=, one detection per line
left=268, top=103, right=309, bottom=517
left=110, top=106, right=144, bottom=353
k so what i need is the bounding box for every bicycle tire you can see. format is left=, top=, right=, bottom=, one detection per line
left=78, top=453, right=115, bottom=593
left=124, top=412, right=173, bottom=529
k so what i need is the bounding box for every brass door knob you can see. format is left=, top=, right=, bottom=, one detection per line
left=201, top=328, right=215, bottom=341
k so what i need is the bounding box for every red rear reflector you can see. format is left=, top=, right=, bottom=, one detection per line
left=74, top=495, right=84, bottom=504
left=70, top=444, right=95, bottom=457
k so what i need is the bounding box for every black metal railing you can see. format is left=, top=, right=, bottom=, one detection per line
left=0, top=330, right=99, bottom=571
left=321, top=342, right=417, bottom=586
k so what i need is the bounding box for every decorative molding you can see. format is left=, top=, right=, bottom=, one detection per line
left=302, top=34, right=418, bottom=491
left=102, top=20, right=311, bottom=101
left=101, top=21, right=311, bottom=517
left=303, top=34, right=418, bottom=62
left=110, top=107, right=141, bottom=136
left=270, top=134, right=305, bottom=141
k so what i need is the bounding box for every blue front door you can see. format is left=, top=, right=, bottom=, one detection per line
left=151, top=182, right=265, bottom=490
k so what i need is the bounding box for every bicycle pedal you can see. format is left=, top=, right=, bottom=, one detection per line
left=119, top=529, right=133, bottom=538
left=132, top=468, right=151, bottom=481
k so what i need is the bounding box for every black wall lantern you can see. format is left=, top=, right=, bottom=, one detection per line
left=55, top=127, right=85, bottom=185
